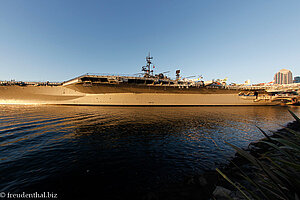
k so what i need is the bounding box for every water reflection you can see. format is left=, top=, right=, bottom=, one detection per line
left=0, top=105, right=299, bottom=198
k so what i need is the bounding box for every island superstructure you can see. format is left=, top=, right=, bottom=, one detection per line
left=0, top=55, right=297, bottom=106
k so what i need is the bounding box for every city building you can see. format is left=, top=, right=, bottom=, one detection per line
left=294, top=76, right=300, bottom=83
left=273, top=69, right=293, bottom=84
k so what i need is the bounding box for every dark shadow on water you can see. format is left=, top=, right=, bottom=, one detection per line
left=0, top=105, right=299, bottom=199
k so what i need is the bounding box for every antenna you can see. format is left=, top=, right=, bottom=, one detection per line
left=142, top=53, right=154, bottom=77
left=186, top=75, right=196, bottom=79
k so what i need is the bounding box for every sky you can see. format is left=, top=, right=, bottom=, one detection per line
left=0, top=0, right=299, bottom=84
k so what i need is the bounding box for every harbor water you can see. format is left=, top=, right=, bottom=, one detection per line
left=0, top=105, right=299, bottom=199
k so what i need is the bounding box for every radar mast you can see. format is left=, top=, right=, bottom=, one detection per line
left=142, top=53, right=154, bottom=78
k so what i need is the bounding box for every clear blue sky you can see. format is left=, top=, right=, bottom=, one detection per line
left=0, top=0, right=299, bottom=84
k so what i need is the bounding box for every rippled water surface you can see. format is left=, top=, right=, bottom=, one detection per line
left=0, top=105, right=299, bottom=198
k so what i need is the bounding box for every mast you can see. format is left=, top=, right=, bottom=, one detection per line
left=142, top=53, right=153, bottom=77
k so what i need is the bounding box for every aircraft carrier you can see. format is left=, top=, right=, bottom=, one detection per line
left=0, top=55, right=289, bottom=106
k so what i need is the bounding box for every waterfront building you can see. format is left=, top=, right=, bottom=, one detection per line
left=294, top=76, right=300, bottom=83
left=273, top=69, right=293, bottom=84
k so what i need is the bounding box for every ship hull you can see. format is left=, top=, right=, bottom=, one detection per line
left=0, top=85, right=279, bottom=106
left=65, top=82, right=239, bottom=94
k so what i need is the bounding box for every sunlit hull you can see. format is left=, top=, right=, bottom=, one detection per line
left=0, top=85, right=280, bottom=106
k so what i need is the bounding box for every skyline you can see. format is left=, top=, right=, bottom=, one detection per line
left=0, top=0, right=300, bottom=84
